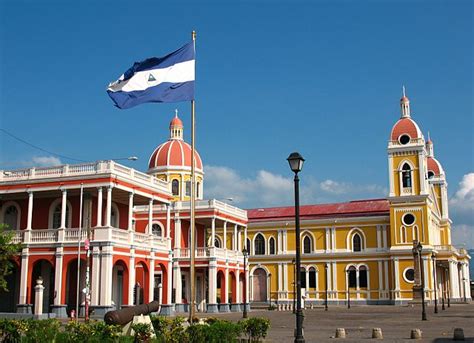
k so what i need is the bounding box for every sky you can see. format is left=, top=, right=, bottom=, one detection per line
left=0, top=1, right=473, bottom=247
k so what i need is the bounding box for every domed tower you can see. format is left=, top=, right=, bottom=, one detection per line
left=387, top=90, right=430, bottom=248
left=147, top=111, right=204, bottom=202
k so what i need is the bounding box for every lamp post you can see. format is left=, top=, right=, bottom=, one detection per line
left=268, top=273, right=272, bottom=306
left=431, top=252, right=438, bottom=314
left=242, top=248, right=248, bottom=318
left=346, top=270, right=351, bottom=309
left=292, top=258, right=296, bottom=313
left=441, top=270, right=445, bottom=310
left=446, top=268, right=450, bottom=308
left=413, top=242, right=427, bottom=321
left=287, top=152, right=305, bottom=343
left=324, top=263, right=328, bottom=311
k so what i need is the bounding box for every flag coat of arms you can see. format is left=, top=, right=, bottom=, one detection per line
left=107, top=42, right=195, bottom=109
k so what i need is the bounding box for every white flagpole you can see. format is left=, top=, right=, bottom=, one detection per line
left=189, top=30, right=197, bottom=322
left=76, top=183, right=84, bottom=320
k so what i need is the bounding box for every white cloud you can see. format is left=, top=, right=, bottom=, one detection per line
left=18, top=156, right=62, bottom=167
left=449, top=173, right=474, bottom=248
left=204, top=165, right=387, bottom=209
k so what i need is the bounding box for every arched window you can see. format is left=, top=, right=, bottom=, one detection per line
left=254, top=234, right=265, bottom=255
left=359, top=266, right=368, bottom=288
left=303, top=235, right=312, bottom=254
left=308, top=267, right=317, bottom=288
left=196, top=182, right=200, bottom=198
left=414, top=225, right=419, bottom=241
left=246, top=238, right=251, bottom=253
left=352, top=233, right=362, bottom=252
left=348, top=266, right=357, bottom=288
left=185, top=181, right=191, bottom=196
left=52, top=204, right=63, bottom=229
left=4, top=205, right=19, bottom=230
left=300, top=267, right=307, bottom=288
left=401, top=226, right=407, bottom=243
left=152, top=223, right=162, bottom=237
left=214, top=237, right=221, bottom=248
left=171, top=179, right=179, bottom=196
left=269, top=237, right=276, bottom=255
left=402, top=163, right=412, bottom=188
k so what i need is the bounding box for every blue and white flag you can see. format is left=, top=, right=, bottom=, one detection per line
left=107, top=42, right=195, bottom=109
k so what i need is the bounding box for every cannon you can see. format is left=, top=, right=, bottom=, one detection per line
left=104, top=301, right=160, bottom=325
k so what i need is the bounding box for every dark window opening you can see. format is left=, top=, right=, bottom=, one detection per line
left=348, top=269, right=357, bottom=288
left=254, top=234, right=265, bottom=255
left=353, top=234, right=362, bottom=252
left=309, top=268, right=317, bottom=288
left=402, top=163, right=412, bottom=188
left=172, top=180, right=179, bottom=196
left=269, top=237, right=275, bottom=255
left=303, top=236, right=312, bottom=254
left=359, top=269, right=368, bottom=288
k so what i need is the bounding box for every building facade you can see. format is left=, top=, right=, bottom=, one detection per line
left=0, top=115, right=248, bottom=317
left=246, top=94, right=471, bottom=306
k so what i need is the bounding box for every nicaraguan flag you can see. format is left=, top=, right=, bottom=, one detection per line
left=107, top=42, right=195, bottom=109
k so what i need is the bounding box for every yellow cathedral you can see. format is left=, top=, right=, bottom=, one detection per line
left=243, top=93, right=471, bottom=307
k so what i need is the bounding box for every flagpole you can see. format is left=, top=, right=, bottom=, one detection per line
left=189, top=30, right=197, bottom=323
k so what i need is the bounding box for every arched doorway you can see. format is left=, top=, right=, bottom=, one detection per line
left=154, top=264, right=168, bottom=304
left=239, top=272, right=245, bottom=305
left=0, top=261, right=20, bottom=312
left=135, top=262, right=149, bottom=305
left=112, top=261, right=128, bottom=310
left=229, top=271, right=237, bottom=304
left=31, top=260, right=55, bottom=314
left=65, top=259, right=86, bottom=315
left=217, top=270, right=225, bottom=304
left=252, top=268, right=267, bottom=302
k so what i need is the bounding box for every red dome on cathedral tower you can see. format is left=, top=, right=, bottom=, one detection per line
left=148, top=111, right=203, bottom=173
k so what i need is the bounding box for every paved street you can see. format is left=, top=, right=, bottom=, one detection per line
left=196, top=304, right=474, bottom=342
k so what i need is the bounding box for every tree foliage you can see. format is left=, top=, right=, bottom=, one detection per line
left=0, top=223, right=22, bottom=291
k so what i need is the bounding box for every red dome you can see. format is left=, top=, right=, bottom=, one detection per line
left=427, top=156, right=443, bottom=176
left=148, top=140, right=203, bottom=172
left=170, top=116, right=183, bottom=128
left=400, top=96, right=409, bottom=102
left=390, top=118, right=422, bottom=141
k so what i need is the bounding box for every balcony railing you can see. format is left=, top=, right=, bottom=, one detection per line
left=8, top=227, right=169, bottom=250
left=174, top=247, right=243, bottom=261
left=433, top=244, right=459, bottom=254
left=0, top=160, right=169, bottom=192
left=174, top=199, right=247, bottom=219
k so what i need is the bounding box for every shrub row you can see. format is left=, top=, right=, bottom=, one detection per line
left=0, top=316, right=270, bottom=343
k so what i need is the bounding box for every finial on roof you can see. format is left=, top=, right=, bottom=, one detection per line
left=402, top=85, right=406, bottom=97
left=175, top=109, right=178, bottom=118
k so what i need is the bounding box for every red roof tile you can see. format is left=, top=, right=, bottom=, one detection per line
left=247, top=199, right=389, bottom=222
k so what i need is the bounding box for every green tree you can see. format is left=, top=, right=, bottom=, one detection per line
left=0, top=223, right=22, bottom=291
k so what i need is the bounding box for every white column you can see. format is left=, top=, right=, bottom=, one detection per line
left=26, top=191, right=33, bottom=230
left=174, top=264, right=182, bottom=304
left=97, top=187, right=103, bottom=227
left=283, top=263, right=288, bottom=293
left=382, top=226, right=388, bottom=249
left=278, top=263, right=283, bottom=294
left=54, top=247, right=64, bottom=305
left=235, top=268, right=240, bottom=303
left=393, top=258, right=400, bottom=298
left=233, top=224, right=238, bottom=250
left=174, top=218, right=181, bottom=249
left=128, top=192, right=134, bottom=231
left=211, top=218, right=216, bottom=247
left=244, top=227, right=248, bottom=250
left=149, top=254, right=155, bottom=302
left=100, top=246, right=113, bottom=306
left=91, top=247, right=101, bottom=306
left=378, top=261, right=383, bottom=298
left=208, top=263, right=217, bottom=304
left=166, top=205, right=171, bottom=239
left=418, top=153, right=427, bottom=194
left=238, top=229, right=242, bottom=251
left=449, top=261, right=459, bottom=298
left=331, top=227, right=336, bottom=250
left=148, top=198, right=153, bottom=234
left=332, top=262, right=337, bottom=298
left=463, top=263, right=471, bottom=299
left=18, top=249, right=29, bottom=304
left=277, top=230, right=282, bottom=254
left=325, top=228, right=330, bottom=252
left=384, top=261, right=389, bottom=292
left=105, top=186, right=112, bottom=227
left=60, top=189, right=67, bottom=228
left=166, top=254, right=173, bottom=305
left=224, top=267, right=229, bottom=304
left=356, top=269, right=360, bottom=299
left=305, top=269, right=309, bottom=297
left=376, top=226, right=381, bottom=250
left=388, top=154, right=395, bottom=197
left=223, top=221, right=227, bottom=249
left=128, top=252, right=135, bottom=305
left=423, top=257, right=429, bottom=293
left=283, top=230, right=287, bottom=253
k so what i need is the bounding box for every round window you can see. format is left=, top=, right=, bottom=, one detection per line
left=399, top=134, right=410, bottom=145
left=402, top=213, right=416, bottom=226
left=404, top=268, right=415, bottom=283
left=427, top=171, right=435, bottom=179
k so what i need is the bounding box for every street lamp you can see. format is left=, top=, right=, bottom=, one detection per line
left=431, top=252, right=438, bottom=314
left=287, top=152, right=305, bottom=343
left=324, top=263, right=328, bottom=311
left=346, top=270, right=351, bottom=309
left=413, top=242, right=427, bottom=321
left=242, top=248, right=248, bottom=318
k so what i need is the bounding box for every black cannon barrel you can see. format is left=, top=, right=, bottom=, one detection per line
left=104, top=301, right=160, bottom=325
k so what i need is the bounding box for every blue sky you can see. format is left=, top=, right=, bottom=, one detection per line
left=0, top=1, right=473, bottom=246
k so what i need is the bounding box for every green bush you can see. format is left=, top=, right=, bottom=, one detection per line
left=131, top=322, right=152, bottom=343
left=205, top=320, right=242, bottom=343
left=58, top=320, right=123, bottom=343
left=23, top=318, right=61, bottom=342
left=0, top=319, right=28, bottom=343
left=240, top=317, right=270, bottom=342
